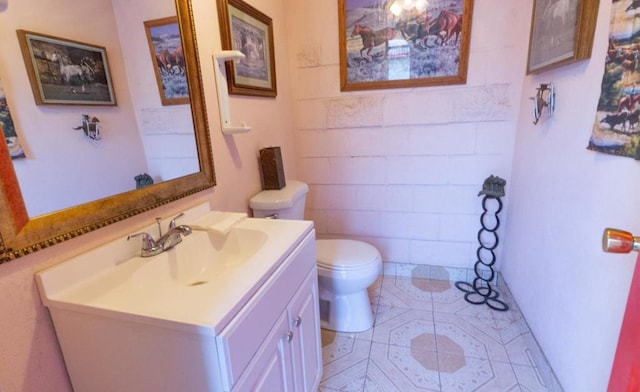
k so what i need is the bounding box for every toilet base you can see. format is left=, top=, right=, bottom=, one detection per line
left=318, top=288, right=374, bottom=332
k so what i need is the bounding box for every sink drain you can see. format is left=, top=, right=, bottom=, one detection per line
left=188, top=280, right=208, bottom=286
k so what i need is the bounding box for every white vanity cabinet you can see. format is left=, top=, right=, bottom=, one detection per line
left=288, top=269, right=322, bottom=392
left=36, top=214, right=322, bottom=392
left=232, top=270, right=321, bottom=391
left=218, top=235, right=322, bottom=392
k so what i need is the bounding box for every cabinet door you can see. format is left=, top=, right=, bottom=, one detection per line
left=288, top=269, right=322, bottom=392
left=233, top=312, right=294, bottom=392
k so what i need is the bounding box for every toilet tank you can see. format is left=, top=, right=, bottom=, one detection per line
left=249, top=180, right=309, bottom=220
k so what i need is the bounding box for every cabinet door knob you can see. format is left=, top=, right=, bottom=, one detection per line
left=294, top=316, right=302, bottom=328
left=287, top=331, right=294, bottom=342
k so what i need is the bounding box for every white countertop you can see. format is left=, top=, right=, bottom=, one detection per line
left=36, top=214, right=314, bottom=336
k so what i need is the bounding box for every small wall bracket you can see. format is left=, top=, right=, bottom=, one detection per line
left=213, top=50, right=251, bottom=134
left=529, top=83, right=555, bottom=125
left=72, top=114, right=101, bottom=140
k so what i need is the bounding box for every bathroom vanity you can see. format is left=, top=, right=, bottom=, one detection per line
left=36, top=208, right=322, bottom=392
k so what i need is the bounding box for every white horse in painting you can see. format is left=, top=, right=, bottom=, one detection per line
left=544, top=0, right=572, bottom=27
left=50, top=53, right=93, bottom=88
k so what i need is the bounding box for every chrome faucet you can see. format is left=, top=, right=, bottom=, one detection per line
left=128, top=213, right=192, bottom=257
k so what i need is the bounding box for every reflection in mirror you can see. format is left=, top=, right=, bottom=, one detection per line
left=3, top=0, right=199, bottom=217
left=0, top=0, right=215, bottom=263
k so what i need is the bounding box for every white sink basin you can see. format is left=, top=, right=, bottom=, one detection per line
left=131, top=227, right=268, bottom=287
left=36, top=208, right=314, bottom=335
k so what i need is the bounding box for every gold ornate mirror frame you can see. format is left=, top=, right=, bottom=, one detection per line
left=0, top=0, right=215, bottom=264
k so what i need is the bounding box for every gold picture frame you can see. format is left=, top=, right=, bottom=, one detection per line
left=526, top=0, right=599, bottom=74
left=216, top=0, right=277, bottom=97
left=17, top=30, right=116, bottom=106
left=338, top=0, right=474, bottom=91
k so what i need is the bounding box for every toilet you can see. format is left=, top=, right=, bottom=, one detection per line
left=250, top=180, right=382, bottom=332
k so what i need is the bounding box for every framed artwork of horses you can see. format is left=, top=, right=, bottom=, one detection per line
left=339, top=0, right=474, bottom=91
left=0, top=78, right=25, bottom=160
left=216, top=0, right=277, bottom=97
left=526, top=0, right=599, bottom=74
left=16, top=30, right=116, bottom=106
left=144, top=17, right=189, bottom=106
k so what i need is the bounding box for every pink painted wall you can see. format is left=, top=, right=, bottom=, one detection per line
left=287, top=0, right=636, bottom=390
left=0, top=0, right=148, bottom=217
left=502, top=1, right=640, bottom=391
left=0, top=0, right=297, bottom=390
left=0, top=0, right=634, bottom=391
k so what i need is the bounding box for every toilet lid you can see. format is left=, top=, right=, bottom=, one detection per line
left=316, top=239, right=381, bottom=270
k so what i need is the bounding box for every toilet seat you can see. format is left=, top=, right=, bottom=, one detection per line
left=316, top=239, right=381, bottom=271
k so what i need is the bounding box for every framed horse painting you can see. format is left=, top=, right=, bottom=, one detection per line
left=144, top=17, right=189, bottom=106
left=16, top=30, right=116, bottom=106
left=217, top=0, right=277, bottom=97
left=339, top=0, right=474, bottom=91
left=526, top=0, right=599, bottom=74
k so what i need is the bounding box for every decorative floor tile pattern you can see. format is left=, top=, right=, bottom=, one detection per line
left=319, top=265, right=563, bottom=392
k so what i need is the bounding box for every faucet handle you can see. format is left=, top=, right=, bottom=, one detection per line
left=127, top=232, right=157, bottom=251
left=168, top=212, right=185, bottom=230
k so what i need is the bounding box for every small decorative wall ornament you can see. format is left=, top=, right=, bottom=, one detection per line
left=72, top=114, right=101, bottom=140
left=134, top=173, right=154, bottom=189
left=477, top=175, right=506, bottom=198
left=529, top=83, right=555, bottom=125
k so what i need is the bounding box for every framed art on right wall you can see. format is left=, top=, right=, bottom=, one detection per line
left=527, top=0, right=599, bottom=74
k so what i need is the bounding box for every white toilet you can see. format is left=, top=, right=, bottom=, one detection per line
left=250, top=180, right=382, bottom=332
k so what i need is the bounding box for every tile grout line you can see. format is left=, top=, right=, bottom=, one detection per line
left=428, top=275, right=444, bottom=392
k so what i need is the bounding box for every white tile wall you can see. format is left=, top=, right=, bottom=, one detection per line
left=288, top=2, right=520, bottom=270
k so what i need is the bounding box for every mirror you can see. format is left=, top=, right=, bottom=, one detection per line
left=0, top=0, right=215, bottom=263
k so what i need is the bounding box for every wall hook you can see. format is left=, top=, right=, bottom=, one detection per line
left=213, top=50, right=251, bottom=134
left=529, top=83, right=555, bottom=125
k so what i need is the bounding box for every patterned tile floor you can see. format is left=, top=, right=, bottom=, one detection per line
left=318, top=264, right=563, bottom=392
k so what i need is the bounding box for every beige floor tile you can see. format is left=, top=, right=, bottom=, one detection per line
left=371, top=307, right=436, bottom=348
left=432, top=280, right=500, bottom=319
left=317, top=268, right=561, bottom=392
left=319, top=332, right=371, bottom=391
left=502, top=329, right=538, bottom=367
left=365, top=342, right=440, bottom=391
left=438, top=354, right=520, bottom=392
left=512, top=363, right=564, bottom=392
left=434, top=311, right=508, bottom=362
left=379, top=276, right=434, bottom=310
left=502, top=331, right=561, bottom=391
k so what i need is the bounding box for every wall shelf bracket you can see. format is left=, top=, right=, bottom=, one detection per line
left=213, top=50, right=251, bottom=134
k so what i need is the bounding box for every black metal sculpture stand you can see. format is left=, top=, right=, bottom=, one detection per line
left=455, top=176, right=509, bottom=312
